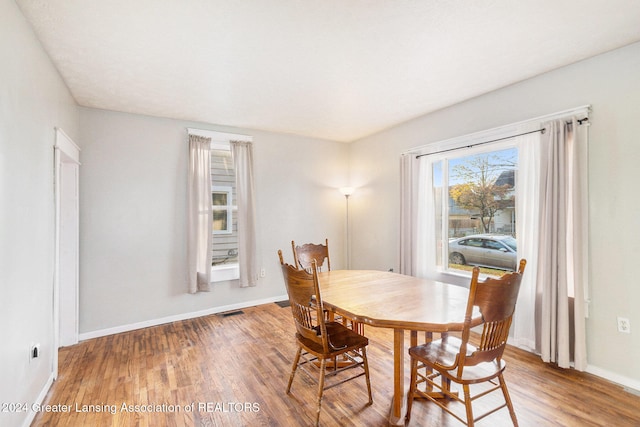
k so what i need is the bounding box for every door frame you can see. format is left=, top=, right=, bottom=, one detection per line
left=53, top=128, right=80, bottom=379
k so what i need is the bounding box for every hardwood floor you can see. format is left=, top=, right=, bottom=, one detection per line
left=33, top=303, right=640, bottom=426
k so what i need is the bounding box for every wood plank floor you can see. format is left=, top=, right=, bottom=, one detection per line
left=33, top=302, right=640, bottom=426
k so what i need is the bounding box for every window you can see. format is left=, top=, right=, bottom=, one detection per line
left=188, top=128, right=253, bottom=283
left=210, top=147, right=238, bottom=267
left=432, top=145, right=518, bottom=276
left=212, top=186, right=232, bottom=234
left=403, top=107, right=590, bottom=359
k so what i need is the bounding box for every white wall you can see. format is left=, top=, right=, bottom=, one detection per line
left=0, top=1, right=79, bottom=426
left=349, top=42, right=640, bottom=387
left=77, top=108, right=349, bottom=334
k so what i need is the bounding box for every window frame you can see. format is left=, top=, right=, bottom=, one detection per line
left=432, top=140, right=518, bottom=278
left=212, top=185, right=233, bottom=235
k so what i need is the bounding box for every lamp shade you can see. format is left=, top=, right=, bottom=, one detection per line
left=339, top=187, right=355, bottom=196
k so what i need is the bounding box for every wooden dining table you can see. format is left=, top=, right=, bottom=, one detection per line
left=317, top=269, right=476, bottom=426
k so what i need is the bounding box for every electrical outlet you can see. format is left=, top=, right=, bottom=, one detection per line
left=617, top=317, right=631, bottom=334
left=260, top=268, right=266, bottom=278
left=30, top=343, right=40, bottom=362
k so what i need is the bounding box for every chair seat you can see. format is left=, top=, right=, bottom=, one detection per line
left=297, top=321, right=368, bottom=357
left=409, top=336, right=506, bottom=384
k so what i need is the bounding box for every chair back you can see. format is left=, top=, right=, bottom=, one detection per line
left=456, top=259, right=527, bottom=376
left=280, top=255, right=329, bottom=353
left=292, top=239, right=331, bottom=272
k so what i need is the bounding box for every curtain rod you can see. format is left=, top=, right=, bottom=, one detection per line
left=187, top=128, right=253, bottom=142
left=415, top=117, right=588, bottom=159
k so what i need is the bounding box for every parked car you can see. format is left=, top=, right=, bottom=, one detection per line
left=448, top=234, right=517, bottom=270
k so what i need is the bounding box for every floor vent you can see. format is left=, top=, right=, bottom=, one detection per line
left=217, top=310, right=245, bottom=317
left=274, top=300, right=290, bottom=308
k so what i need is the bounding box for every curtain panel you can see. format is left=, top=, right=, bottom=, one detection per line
left=511, top=131, right=543, bottom=352
left=187, top=134, right=213, bottom=293
left=399, top=154, right=418, bottom=275
left=536, top=118, right=589, bottom=370
left=399, top=153, right=434, bottom=278
left=231, top=141, right=258, bottom=287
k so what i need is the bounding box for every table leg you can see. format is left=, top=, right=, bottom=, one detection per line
left=389, top=328, right=407, bottom=426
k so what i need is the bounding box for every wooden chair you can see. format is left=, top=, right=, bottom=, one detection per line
left=278, top=250, right=372, bottom=426
left=291, top=239, right=363, bottom=335
left=292, top=238, right=331, bottom=272
left=406, top=259, right=527, bottom=427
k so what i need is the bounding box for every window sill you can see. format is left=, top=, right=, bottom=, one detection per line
left=431, top=267, right=511, bottom=287
left=211, top=263, right=239, bottom=283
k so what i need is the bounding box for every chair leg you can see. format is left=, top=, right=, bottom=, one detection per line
left=499, top=374, right=519, bottom=427
left=287, top=347, right=302, bottom=393
left=405, top=356, right=418, bottom=423
left=463, top=384, right=474, bottom=427
left=361, top=347, right=373, bottom=405
left=442, top=377, right=452, bottom=396
left=315, top=358, right=327, bottom=427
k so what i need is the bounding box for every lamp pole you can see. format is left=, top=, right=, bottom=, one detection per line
left=339, top=187, right=355, bottom=269
left=345, top=193, right=351, bottom=269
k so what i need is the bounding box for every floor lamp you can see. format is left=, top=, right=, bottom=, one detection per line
left=339, top=187, right=355, bottom=269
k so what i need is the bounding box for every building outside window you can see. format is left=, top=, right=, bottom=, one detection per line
left=211, top=148, right=238, bottom=266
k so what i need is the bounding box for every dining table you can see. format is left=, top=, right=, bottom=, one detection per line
left=317, top=269, right=476, bottom=426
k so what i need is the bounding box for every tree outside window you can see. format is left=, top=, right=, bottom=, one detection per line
left=449, top=152, right=516, bottom=234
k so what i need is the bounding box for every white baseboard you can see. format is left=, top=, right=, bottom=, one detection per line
left=586, top=364, right=640, bottom=394
left=21, top=372, right=55, bottom=427
left=507, top=340, right=640, bottom=394
left=78, top=294, right=289, bottom=341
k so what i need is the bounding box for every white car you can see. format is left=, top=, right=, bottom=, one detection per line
left=448, top=234, right=517, bottom=270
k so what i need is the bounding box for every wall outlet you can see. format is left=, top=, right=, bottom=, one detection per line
left=617, top=317, right=631, bottom=334
left=30, top=343, right=40, bottom=361
left=260, top=268, right=266, bottom=278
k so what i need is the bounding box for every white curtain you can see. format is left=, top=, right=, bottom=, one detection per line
left=536, top=118, right=589, bottom=370
left=187, top=134, right=212, bottom=293
left=399, top=153, right=436, bottom=278
left=231, top=141, right=258, bottom=288
left=511, top=131, right=542, bottom=351
left=399, top=154, right=418, bottom=275
left=416, top=154, right=436, bottom=279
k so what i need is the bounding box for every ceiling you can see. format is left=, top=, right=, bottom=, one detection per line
left=16, top=1, right=640, bottom=142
